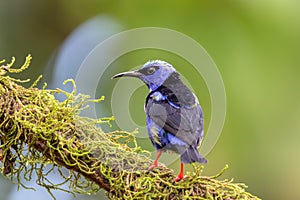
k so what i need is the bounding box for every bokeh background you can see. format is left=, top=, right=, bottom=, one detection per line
left=1, top=1, right=300, bottom=200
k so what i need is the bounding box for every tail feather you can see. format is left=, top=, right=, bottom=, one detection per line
left=180, top=147, right=207, bottom=164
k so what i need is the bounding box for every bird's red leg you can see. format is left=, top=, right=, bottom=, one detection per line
left=148, top=150, right=162, bottom=171
left=174, top=162, right=184, bottom=181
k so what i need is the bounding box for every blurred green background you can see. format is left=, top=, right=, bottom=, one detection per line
left=1, top=1, right=300, bottom=200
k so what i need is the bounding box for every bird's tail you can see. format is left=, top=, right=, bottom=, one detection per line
left=180, top=147, right=207, bottom=164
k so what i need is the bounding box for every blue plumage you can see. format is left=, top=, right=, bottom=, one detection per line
left=112, top=60, right=207, bottom=181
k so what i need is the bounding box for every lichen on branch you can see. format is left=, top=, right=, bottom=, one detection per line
left=0, top=55, right=260, bottom=200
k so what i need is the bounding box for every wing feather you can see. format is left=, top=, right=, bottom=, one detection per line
left=146, top=97, right=203, bottom=147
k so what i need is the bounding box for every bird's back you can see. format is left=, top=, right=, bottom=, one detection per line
left=145, top=72, right=204, bottom=149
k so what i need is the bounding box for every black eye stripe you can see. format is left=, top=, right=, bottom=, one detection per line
left=139, top=66, right=159, bottom=75
left=147, top=67, right=156, bottom=74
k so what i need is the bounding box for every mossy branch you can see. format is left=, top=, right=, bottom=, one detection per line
left=0, top=55, right=260, bottom=200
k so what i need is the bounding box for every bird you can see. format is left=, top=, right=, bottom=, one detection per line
left=112, top=60, right=207, bottom=181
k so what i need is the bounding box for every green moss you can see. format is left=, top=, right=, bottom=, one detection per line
left=0, top=55, right=260, bottom=200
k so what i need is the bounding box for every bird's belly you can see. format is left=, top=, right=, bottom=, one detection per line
left=163, top=133, right=188, bottom=154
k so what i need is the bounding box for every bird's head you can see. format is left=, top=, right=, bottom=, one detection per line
left=112, top=60, right=176, bottom=91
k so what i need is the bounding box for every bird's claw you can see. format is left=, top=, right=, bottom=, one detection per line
left=174, top=174, right=187, bottom=182
left=148, top=164, right=158, bottom=171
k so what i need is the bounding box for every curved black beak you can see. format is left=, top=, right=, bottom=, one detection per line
left=111, top=70, right=142, bottom=79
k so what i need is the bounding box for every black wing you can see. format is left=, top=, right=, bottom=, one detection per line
left=146, top=94, right=204, bottom=147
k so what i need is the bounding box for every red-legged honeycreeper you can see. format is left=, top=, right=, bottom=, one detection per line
left=112, top=60, right=207, bottom=181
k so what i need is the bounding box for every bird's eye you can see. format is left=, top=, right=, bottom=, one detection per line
left=146, top=66, right=157, bottom=75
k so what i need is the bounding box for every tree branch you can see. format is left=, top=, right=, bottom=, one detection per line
left=0, top=55, right=260, bottom=200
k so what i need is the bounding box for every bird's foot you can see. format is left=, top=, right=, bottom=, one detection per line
left=148, top=150, right=162, bottom=171
left=174, top=173, right=185, bottom=182
left=148, top=163, right=158, bottom=171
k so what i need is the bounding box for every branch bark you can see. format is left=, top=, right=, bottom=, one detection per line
left=0, top=57, right=260, bottom=200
